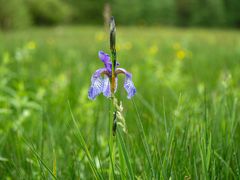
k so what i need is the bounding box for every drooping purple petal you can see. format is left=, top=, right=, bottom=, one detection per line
left=88, top=68, right=108, bottom=100
left=115, top=68, right=128, bottom=75
left=91, top=68, right=108, bottom=80
left=102, top=76, right=118, bottom=97
left=102, top=76, right=111, bottom=98
left=88, top=77, right=103, bottom=100
left=124, top=75, right=136, bottom=99
left=115, top=68, right=136, bottom=99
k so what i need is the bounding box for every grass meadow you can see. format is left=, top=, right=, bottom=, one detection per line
left=0, top=26, right=240, bottom=179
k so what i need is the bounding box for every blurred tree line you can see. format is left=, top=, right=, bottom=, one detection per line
left=0, top=0, right=240, bottom=30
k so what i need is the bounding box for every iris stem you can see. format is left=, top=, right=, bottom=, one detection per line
left=109, top=97, right=116, bottom=180
left=109, top=16, right=117, bottom=180
left=110, top=16, right=116, bottom=94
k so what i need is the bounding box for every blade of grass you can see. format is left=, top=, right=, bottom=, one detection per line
left=53, top=149, right=57, bottom=178
left=23, top=138, right=57, bottom=180
left=132, top=99, right=154, bottom=177
left=118, top=141, right=126, bottom=179
left=67, top=100, right=102, bottom=179
left=108, top=143, right=116, bottom=179
left=136, top=93, right=162, bottom=124
left=161, top=128, right=175, bottom=178
left=117, top=129, right=134, bottom=179
left=214, top=150, right=236, bottom=178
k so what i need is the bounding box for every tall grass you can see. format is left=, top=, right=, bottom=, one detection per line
left=0, top=26, right=239, bottom=179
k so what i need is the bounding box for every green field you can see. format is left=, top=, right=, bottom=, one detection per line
left=0, top=26, right=240, bottom=179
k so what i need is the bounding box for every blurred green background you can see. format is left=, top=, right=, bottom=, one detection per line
left=0, top=0, right=240, bottom=30
left=1, top=0, right=240, bottom=179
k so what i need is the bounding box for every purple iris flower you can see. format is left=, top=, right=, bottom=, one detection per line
left=88, top=51, right=136, bottom=100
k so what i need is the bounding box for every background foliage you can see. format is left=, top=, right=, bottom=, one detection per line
left=0, top=26, right=240, bottom=179
left=0, top=0, right=240, bottom=29
left=0, top=0, right=240, bottom=179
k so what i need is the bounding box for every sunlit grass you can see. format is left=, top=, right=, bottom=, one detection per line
left=0, top=26, right=240, bottom=179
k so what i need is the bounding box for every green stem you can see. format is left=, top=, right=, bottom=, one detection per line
left=109, top=16, right=117, bottom=180
left=109, top=97, right=116, bottom=179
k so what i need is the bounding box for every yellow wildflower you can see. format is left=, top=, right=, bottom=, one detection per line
left=26, top=41, right=36, bottom=50
left=149, top=45, right=158, bottom=55
left=116, top=44, right=121, bottom=51
left=95, top=32, right=105, bottom=42
left=176, top=50, right=186, bottom=60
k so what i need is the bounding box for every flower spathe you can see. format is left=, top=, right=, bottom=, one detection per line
left=88, top=51, right=136, bottom=100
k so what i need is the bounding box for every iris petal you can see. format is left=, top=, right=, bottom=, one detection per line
left=124, top=75, right=136, bottom=99
left=98, top=51, right=110, bottom=63
left=88, top=68, right=108, bottom=100
left=98, top=51, right=112, bottom=72
left=114, top=77, right=118, bottom=93
left=102, top=76, right=111, bottom=97
left=88, top=77, right=103, bottom=100
left=115, top=68, right=136, bottom=99
left=89, top=55, right=136, bottom=100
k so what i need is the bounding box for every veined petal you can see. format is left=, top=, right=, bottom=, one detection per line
left=88, top=68, right=107, bottom=100
left=102, top=76, right=118, bottom=97
left=88, top=77, right=103, bottom=100
left=114, top=77, right=118, bottom=93
left=116, top=68, right=136, bottom=99
left=115, top=68, right=129, bottom=76
left=124, top=75, right=136, bottom=99
left=102, top=76, right=111, bottom=98
left=91, top=68, right=108, bottom=81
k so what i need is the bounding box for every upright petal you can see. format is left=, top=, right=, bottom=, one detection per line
left=115, top=68, right=136, bottom=99
left=99, top=51, right=112, bottom=72
left=98, top=51, right=121, bottom=73
left=88, top=68, right=108, bottom=100
left=99, top=51, right=110, bottom=64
